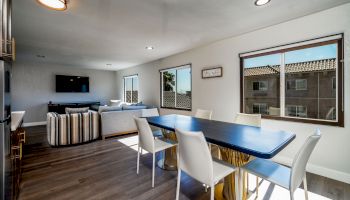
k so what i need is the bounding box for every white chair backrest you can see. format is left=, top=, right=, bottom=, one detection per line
left=195, top=109, right=213, bottom=120
left=134, top=118, right=154, bottom=152
left=175, top=129, right=213, bottom=185
left=234, top=113, right=261, bottom=127
left=290, top=129, right=321, bottom=192
left=141, top=108, right=159, bottom=118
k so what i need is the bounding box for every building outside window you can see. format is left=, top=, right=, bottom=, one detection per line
left=286, top=105, right=307, bottom=117
left=253, top=81, right=268, bottom=91
left=160, top=64, right=191, bottom=110
left=123, top=75, right=138, bottom=103
left=240, top=34, right=344, bottom=126
left=253, top=103, right=268, bottom=114
left=332, top=77, right=336, bottom=90
left=286, top=79, right=307, bottom=90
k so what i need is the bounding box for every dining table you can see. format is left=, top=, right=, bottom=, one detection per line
left=146, top=114, right=296, bottom=200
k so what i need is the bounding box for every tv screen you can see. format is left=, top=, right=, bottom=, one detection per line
left=56, top=75, right=89, bottom=93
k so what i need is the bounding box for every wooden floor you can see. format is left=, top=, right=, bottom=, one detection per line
left=19, top=126, right=350, bottom=200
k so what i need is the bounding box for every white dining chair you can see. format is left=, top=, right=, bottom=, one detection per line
left=234, top=113, right=261, bottom=127
left=241, top=129, right=321, bottom=200
left=195, top=109, right=213, bottom=120
left=175, top=129, right=238, bottom=200
left=141, top=108, right=162, bottom=138
left=233, top=113, right=261, bottom=197
left=134, top=117, right=177, bottom=188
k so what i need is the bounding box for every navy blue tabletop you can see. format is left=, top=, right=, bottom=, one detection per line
left=146, top=114, right=296, bottom=159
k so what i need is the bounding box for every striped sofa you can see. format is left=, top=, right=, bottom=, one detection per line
left=47, top=111, right=100, bottom=146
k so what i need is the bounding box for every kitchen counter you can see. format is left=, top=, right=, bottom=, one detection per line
left=11, top=111, right=25, bottom=131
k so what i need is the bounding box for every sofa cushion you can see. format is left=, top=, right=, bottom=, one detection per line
left=65, top=107, right=89, bottom=114
left=131, top=101, right=144, bottom=106
left=109, top=100, right=122, bottom=107
left=98, top=106, right=122, bottom=113
left=122, top=105, right=147, bottom=110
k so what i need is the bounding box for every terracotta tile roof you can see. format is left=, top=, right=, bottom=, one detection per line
left=244, top=58, right=336, bottom=76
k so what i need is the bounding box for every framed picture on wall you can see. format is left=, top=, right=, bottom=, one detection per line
left=202, top=66, right=223, bottom=79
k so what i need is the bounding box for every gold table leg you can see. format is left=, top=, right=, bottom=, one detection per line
left=215, top=147, right=251, bottom=200
left=157, top=130, right=178, bottom=171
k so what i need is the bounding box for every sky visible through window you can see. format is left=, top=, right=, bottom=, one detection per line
left=244, top=44, right=337, bottom=68
left=176, top=67, right=191, bottom=94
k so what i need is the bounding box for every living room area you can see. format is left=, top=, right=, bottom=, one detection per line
left=2, top=0, right=350, bottom=200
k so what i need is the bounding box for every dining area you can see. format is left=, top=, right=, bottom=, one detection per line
left=135, top=108, right=321, bottom=200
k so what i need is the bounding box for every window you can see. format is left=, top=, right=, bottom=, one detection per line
left=253, top=81, right=268, bottom=91
left=123, top=75, right=138, bottom=103
left=332, top=77, right=336, bottom=90
left=160, top=64, right=191, bottom=110
left=253, top=103, right=268, bottom=114
left=286, top=79, right=307, bottom=90
left=240, top=34, right=344, bottom=126
left=286, top=105, right=307, bottom=117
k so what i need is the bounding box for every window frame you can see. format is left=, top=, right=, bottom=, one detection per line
left=159, top=63, right=192, bottom=111
left=123, top=74, right=139, bottom=103
left=239, top=34, right=344, bottom=127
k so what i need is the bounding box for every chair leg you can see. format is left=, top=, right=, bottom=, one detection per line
left=290, top=190, right=294, bottom=200
left=256, top=176, right=259, bottom=198
left=176, top=170, right=181, bottom=200
left=137, top=146, right=140, bottom=174
left=303, top=175, right=309, bottom=200
left=152, top=152, right=155, bottom=188
left=234, top=170, right=239, bottom=200
left=239, top=168, right=244, bottom=200
left=210, top=184, right=214, bottom=200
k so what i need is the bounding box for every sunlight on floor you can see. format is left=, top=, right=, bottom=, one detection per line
left=247, top=174, right=333, bottom=200
left=116, top=135, right=149, bottom=155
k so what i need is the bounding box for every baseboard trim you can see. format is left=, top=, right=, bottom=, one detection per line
left=22, top=121, right=46, bottom=127
left=273, top=155, right=350, bottom=184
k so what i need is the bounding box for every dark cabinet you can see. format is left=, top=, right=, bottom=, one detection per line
left=48, top=101, right=100, bottom=114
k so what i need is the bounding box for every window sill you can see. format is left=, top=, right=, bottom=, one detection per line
left=160, top=107, right=192, bottom=111
left=262, top=115, right=344, bottom=127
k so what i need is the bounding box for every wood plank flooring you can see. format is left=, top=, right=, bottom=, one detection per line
left=19, top=126, right=350, bottom=200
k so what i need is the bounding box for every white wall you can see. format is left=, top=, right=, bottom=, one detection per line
left=12, top=61, right=117, bottom=124
left=116, top=4, right=350, bottom=183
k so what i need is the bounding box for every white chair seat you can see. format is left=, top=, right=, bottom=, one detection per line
left=175, top=129, right=239, bottom=200
left=242, top=158, right=291, bottom=189
left=154, top=137, right=177, bottom=152
left=242, top=130, right=321, bottom=200
left=212, top=158, right=237, bottom=183
left=135, top=117, right=177, bottom=188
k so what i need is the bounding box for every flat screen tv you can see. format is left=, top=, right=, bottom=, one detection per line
left=56, top=75, right=89, bottom=93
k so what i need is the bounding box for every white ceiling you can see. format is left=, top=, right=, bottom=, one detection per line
left=13, top=0, right=350, bottom=71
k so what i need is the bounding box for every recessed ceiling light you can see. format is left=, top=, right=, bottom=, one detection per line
left=37, top=0, right=67, bottom=11
left=106, top=64, right=112, bottom=66
left=145, top=46, right=154, bottom=50
left=36, top=55, right=46, bottom=58
left=254, top=0, right=271, bottom=6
